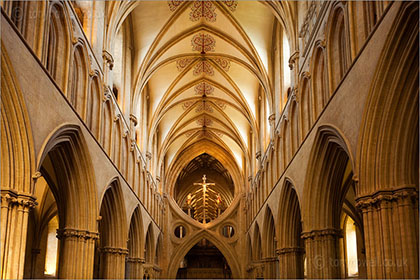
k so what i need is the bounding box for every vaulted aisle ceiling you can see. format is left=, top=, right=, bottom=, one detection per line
left=129, top=0, right=279, bottom=174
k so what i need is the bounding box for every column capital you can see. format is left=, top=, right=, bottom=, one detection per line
left=126, top=257, right=145, bottom=263
left=356, top=186, right=418, bottom=210
left=276, top=247, right=305, bottom=255
left=56, top=228, right=99, bottom=240
left=100, top=246, right=129, bottom=255
left=1, top=190, right=37, bottom=209
left=301, top=228, right=342, bottom=239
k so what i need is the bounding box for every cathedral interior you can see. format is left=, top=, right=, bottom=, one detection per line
left=1, top=0, right=419, bottom=279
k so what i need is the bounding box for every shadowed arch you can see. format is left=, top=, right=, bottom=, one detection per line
left=167, top=230, right=240, bottom=279
left=36, top=124, right=98, bottom=278
left=126, top=205, right=144, bottom=279
left=96, top=177, right=128, bottom=279
left=262, top=206, right=278, bottom=278
left=277, top=179, right=304, bottom=279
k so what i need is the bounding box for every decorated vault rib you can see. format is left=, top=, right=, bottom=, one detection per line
left=196, top=116, right=213, bottom=127
left=191, top=33, right=215, bottom=53
left=167, top=0, right=238, bottom=22
left=176, top=58, right=194, bottom=72
left=196, top=99, right=213, bottom=113
left=195, top=82, right=214, bottom=96
left=193, top=60, right=214, bottom=76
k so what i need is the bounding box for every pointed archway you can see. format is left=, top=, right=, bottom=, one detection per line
left=175, top=238, right=232, bottom=279
left=167, top=231, right=240, bottom=279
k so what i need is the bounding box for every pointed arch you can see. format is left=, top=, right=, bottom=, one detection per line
left=262, top=206, right=278, bottom=278
left=86, top=74, right=102, bottom=139
left=96, top=178, right=128, bottom=279
left=311, top=41, right=328, bottom=116
left=44, top=1, right=70, bottom=92
left=1, top=42, right=35, bottom=194
left=299, top=73, right=312, bottom=138
left=68, top=43, right=89, bottom=115
left=36, top=124, right=98, bottom=278
left=144, top=223, right=155, bottom=264
left=327, top=2, right=351, bottom=92
left=166, top=230, right=240, bottom=279
left=302, top=125, right=353, bottom=278
left=277, top=179, right=304, bottom=279
left=126, top=206, right=144, bottom=279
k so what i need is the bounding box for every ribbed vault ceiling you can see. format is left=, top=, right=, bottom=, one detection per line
left=128, top=0, right=279, bottom=175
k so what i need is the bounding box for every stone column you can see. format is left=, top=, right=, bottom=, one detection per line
left=263, top=256, right=278, bottom=279
left=56, top=228, right=99, bottom=279
left=99, top=246, right=129, bottom=279
left=302, top=228, right=342, bottom=279
left=1, top=190, right=36, bottom=279
left=277, top=247, right=305, bottom=279
left=356, top=187, right=418, bottom=279
left=126, top=257, right=145, bottom=279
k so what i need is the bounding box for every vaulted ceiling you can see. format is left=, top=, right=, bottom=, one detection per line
left=118, top=0, right=294, bottom=189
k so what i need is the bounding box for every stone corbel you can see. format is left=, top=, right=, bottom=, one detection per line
left=146, top=152, right=152, bottom=160
left=129, top=114, right=138, bottom=126
left=102, top=50, right=114, bottom=70
left=268, top=114, right=276, bottom=126
left=288, top=51, right=300, bottom=70
left=103, top=85, right=112, bottom=101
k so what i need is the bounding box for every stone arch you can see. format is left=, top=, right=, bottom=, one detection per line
left=166, top=230, right=240, bottom=279
left=357, top=1, right=419, bottom=196
left=262, top=206, right=278, bottom=278
left=326, top=2, right=352, bottom=92
left=356, top=2, right=419, bottom=278
left=1, top=42, right=35, bottom=194
left=144, top=223, right=155, bottom=264
left=44, top=1, right=71, bottom=92
left=68, top=42, right=89, bottom=115
left=299, top=73, right=312, bottom=138
left=252, top=223, right=262, bottom=262
left=1, top=43, right=36, bottom=279
left=277, top=178, right=304, bottom=279
left=289, top=99, right=300, bottom=155
left=310, top=41, right=328, bottom=116
left=36, top=124, right=98, bottom=278
left=86, top=74, right=102, bottom=139
left=126, top=205, right=144, bottom=279
left=101, top=98, right=114, bottom=155
left=96, top=177, right=128, bottom=279
left=302, top=125, right=354, bottom=278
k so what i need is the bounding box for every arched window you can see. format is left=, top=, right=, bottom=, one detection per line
left=45, top=4, right=69, bottom=91
left=311, top=45, right=328, bottom=116
left=44, top=215, right=59, bottom=277
left=343, top=215, right=359, bottom=278
left=327, top=5, right=351, bottom=91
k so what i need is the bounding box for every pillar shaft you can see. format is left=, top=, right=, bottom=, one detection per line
left=1, top=191, right=36, bottom=280
left=356, top=187, right=419, bottom=279
left=57, top=228, right=98, bottom=279
left=99, top=246, right=128, bottom=279
left=126, top=257, right=145, bottom=279
left=263, top=256, right=278, bottom=279
left=302, top=229, right=341, bottom=279
left=277, top=247, right=304, bottom=279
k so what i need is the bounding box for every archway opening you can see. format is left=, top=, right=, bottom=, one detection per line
left=175, top=238, right=232, bottom=279
left=174, top=153, right=234, bottom=223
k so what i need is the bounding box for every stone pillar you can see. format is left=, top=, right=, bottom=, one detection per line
left=126, top=257, right=145, bottom=279
left=356, top=187, right=418, bottom=279
left=99, top=246, right=129, bottom=279
left=302, top=229, right=342, bottom=279
left=277, top=247, right=304, bottom=279
left=0, top=190, right=36, bottom=279
left=56, top=228, right=99, bottom=279
left=263, top=256, right=278, bottom=279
